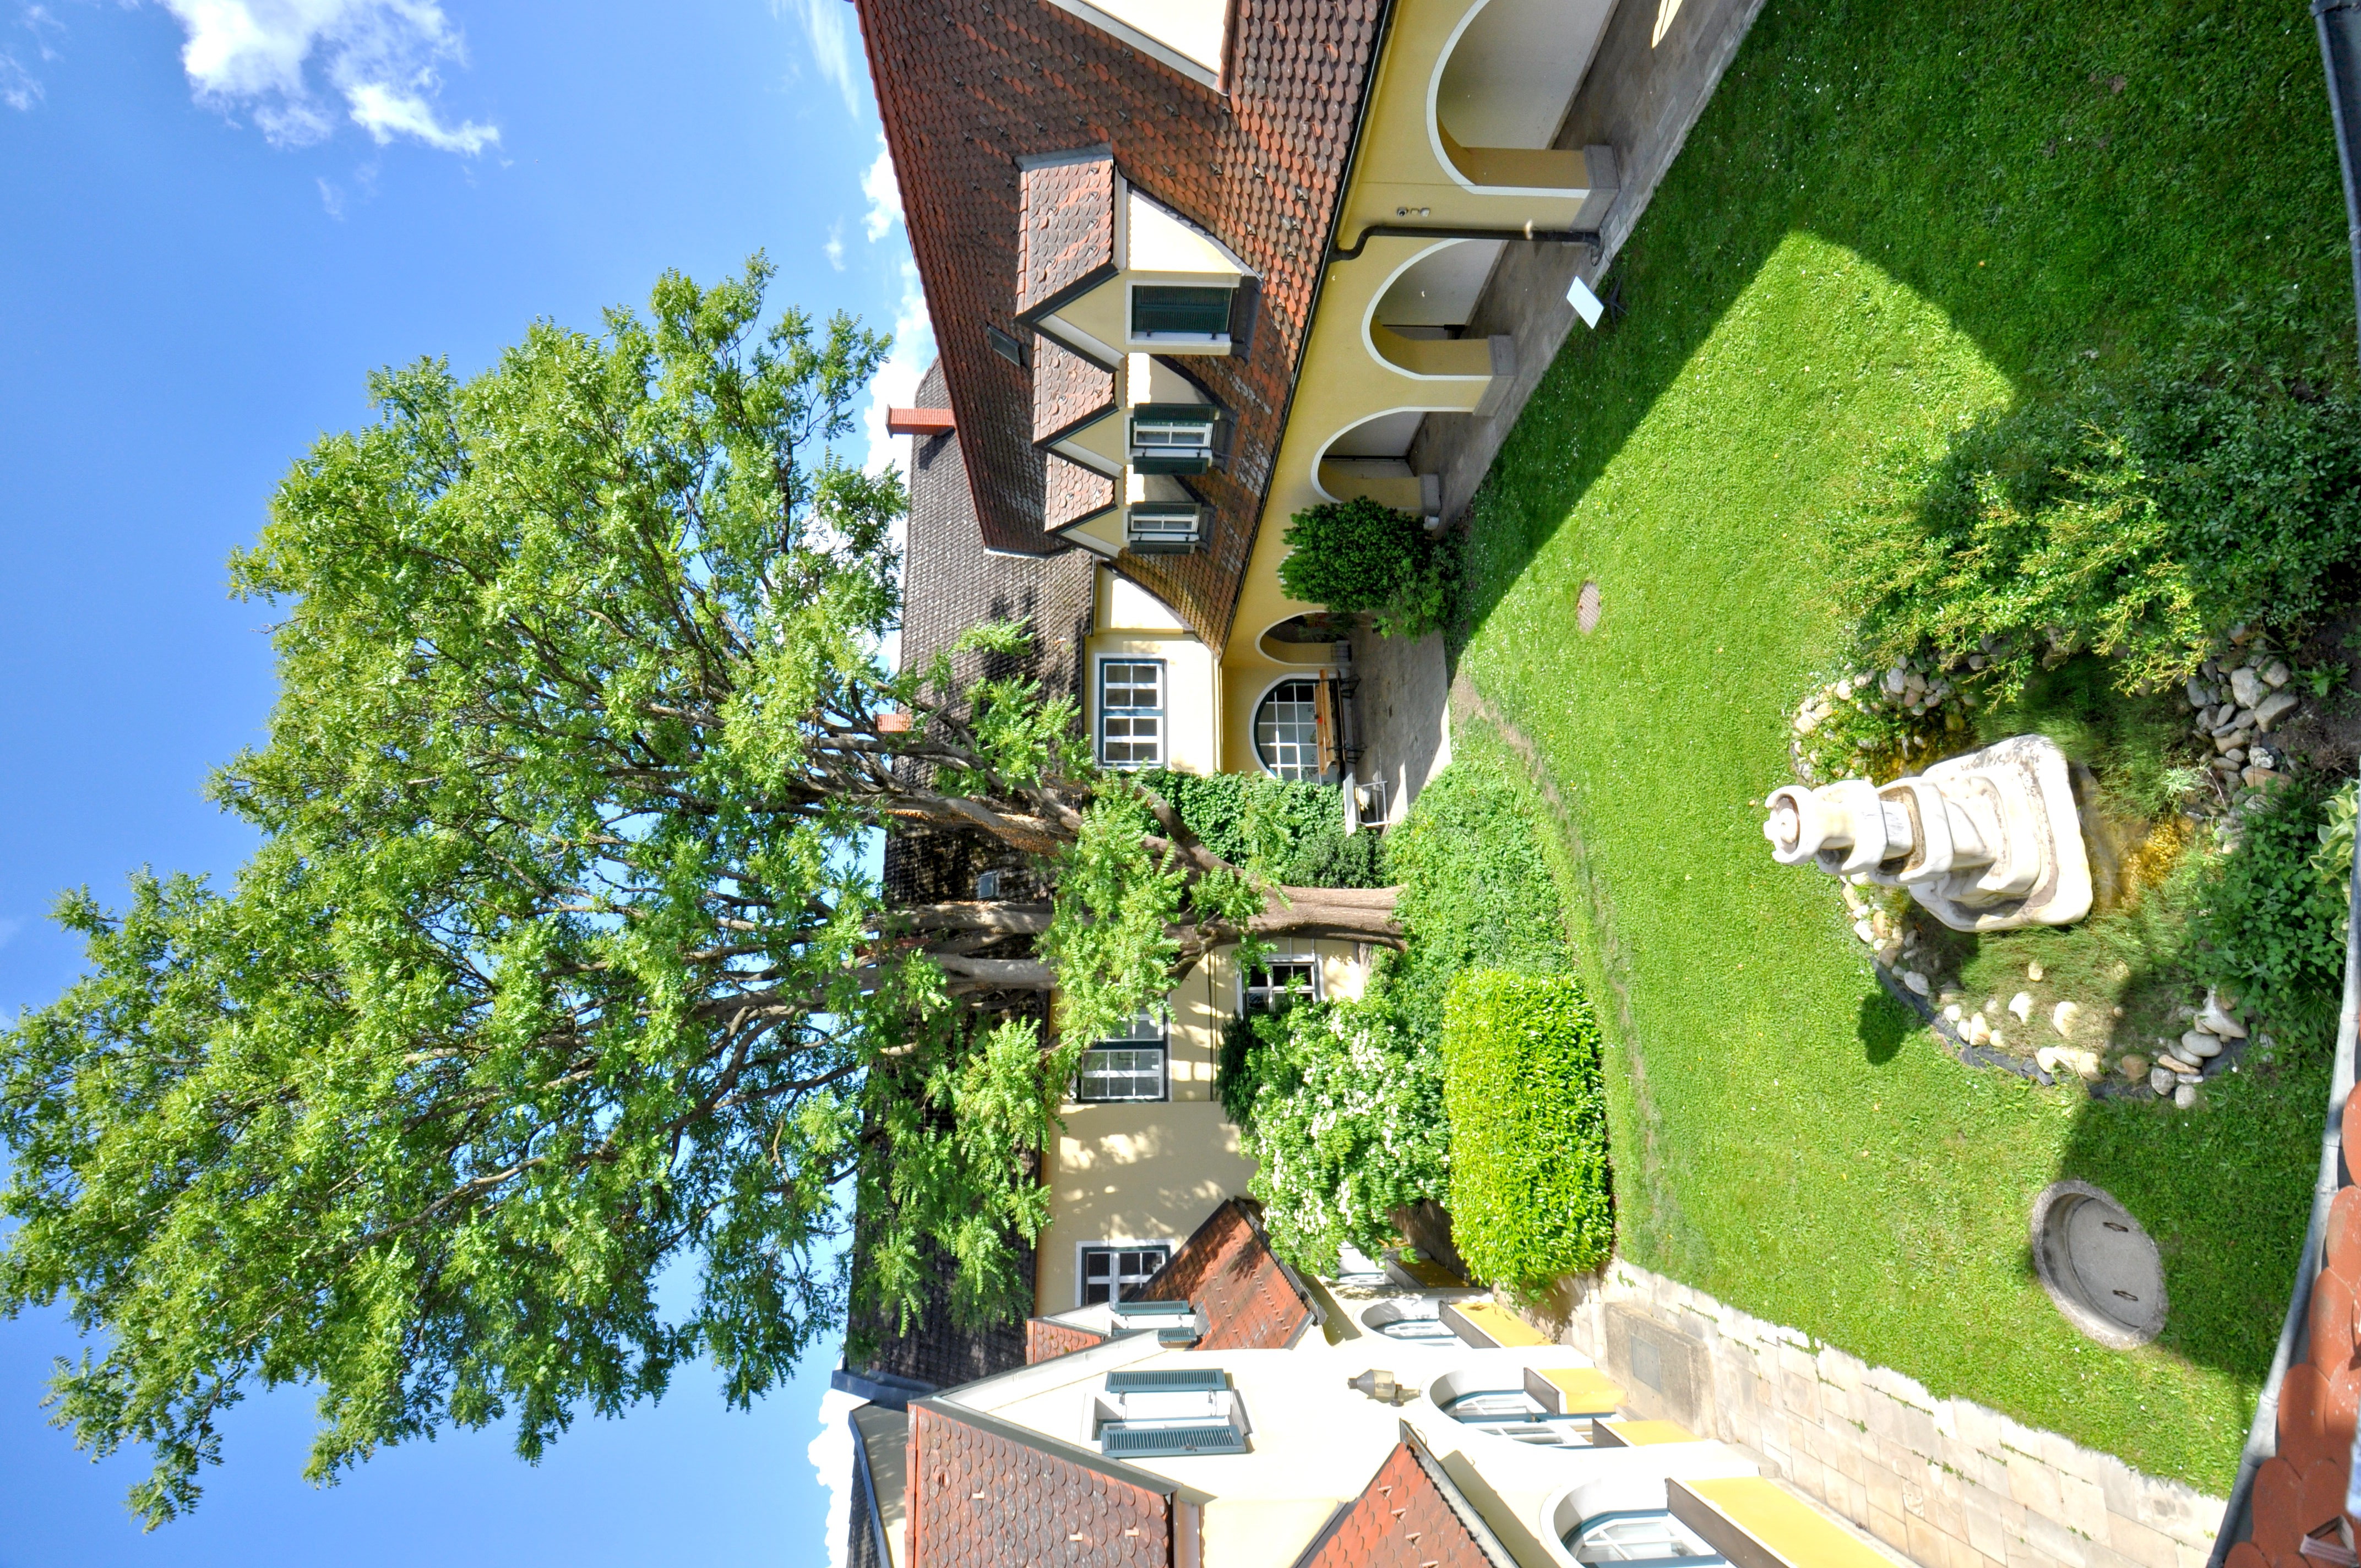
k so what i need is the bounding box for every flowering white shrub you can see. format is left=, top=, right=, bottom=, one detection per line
left=1241, top=997, right=1449, bottom=1275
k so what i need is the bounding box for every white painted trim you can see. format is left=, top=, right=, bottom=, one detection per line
left=1039, top=0, right=1223, bottom=90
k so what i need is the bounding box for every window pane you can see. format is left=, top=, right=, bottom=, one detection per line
left=1078, top=1045, right=1166, bottom=1101
left=1081, top=1244, right=1171, bottom=1305
left=1101, top=661, right=1165, bottom=767
left=1254, top=678, right=1323, bottom=781
left=1132, top=285, right=1233, bottom=336
left=1244, top=957, right=1318, bottom=1014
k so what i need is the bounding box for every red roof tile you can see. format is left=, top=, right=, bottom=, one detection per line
left=906, top=1402, right=1172, bottom=1567
left=1045, top=453, right=1117, bottom=532
left=1134, top=1197, right=1315, bottom=1351
left=1032, top=335, right=1117, bottom=445
left=1018, top=151, right=1118, bottom=316
left=853, top=0, right=1385, bottom=648
left=1025, top=1317, right=1109, bottom=1364
left=1293, top=1439, right=1500, bottom=1568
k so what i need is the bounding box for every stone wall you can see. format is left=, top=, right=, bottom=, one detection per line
left=1541, top=1260, right=2225, bottom=1568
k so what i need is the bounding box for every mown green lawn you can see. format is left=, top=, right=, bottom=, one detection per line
left=1452, top=0, right=2351, bottom=1490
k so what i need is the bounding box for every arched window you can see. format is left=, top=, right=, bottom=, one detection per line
left=1254, top=678, right=1324, bottom=780
left=1567, top=1510, right=1725, bottom=1565
left=1373, top=1315, right=1459, bottom=1343
left=1438, top=1387, right=1592, bottom=1447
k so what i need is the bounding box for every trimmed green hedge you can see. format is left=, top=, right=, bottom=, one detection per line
left=1441, top=970, right=1613, bottom=1287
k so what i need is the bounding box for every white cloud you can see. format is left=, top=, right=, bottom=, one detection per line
left=316, top=173, right=345, bottom=216
left=861, top=255, right=932, bottom=476
left=860, top=141, right=901, bottom=241
left=810, top=1389, right=863, bottom=1568
left=156, top=0, right=499, bottom=154
left=0, top=50, right=36, bottom=109
left=824, top=219, right=845, bottom=272
left=775, top=0, right=857, bottom=116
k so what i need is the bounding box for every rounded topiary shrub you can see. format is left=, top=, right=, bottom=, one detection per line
left=1441, top=969, right=1612, bottom=1288
left=1278, top=497, right=1448, bottom=638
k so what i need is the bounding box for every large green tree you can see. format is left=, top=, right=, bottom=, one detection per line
left=0, top=260, right=1400, bottom=1523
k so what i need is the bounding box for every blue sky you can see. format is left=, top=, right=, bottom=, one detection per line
left=0, top=1, right=925, bottom=1560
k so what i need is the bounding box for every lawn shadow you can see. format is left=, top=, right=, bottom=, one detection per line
left=1856, top=992, right=1912, bottom=1065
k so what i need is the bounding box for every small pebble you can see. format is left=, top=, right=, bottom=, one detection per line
left=2027, top=961, right=2045, bottom=982
left=2174, top=1083, right=2199, bottom=1109
left=2008, top=992, right=2034, bottom=1023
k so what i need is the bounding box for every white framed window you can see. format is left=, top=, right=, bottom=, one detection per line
left=1127, top=405, right=1217, bottom=473
left=1254, top=677, right=1325, bottom=781
left=1076, top=1010, right=1168, bottom=1102
left=1439, top=1387, right=1595, bottom=1448
left=1080, top=1243, right=1172, bottom=1306
left=1098, top=658, right=1165, bottom=767
left=1568, top=1510, right=1726, bottom=1565
left=1241, top=948, right=1320, bottom=1015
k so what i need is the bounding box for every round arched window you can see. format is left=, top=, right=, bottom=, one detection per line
left=1255, top=679, right=1324, bottom=780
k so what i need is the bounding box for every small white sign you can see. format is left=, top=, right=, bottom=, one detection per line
left=1566, top=273, right=1604, bottom=328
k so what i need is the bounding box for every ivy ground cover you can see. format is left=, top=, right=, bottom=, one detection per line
left=1452, top=0, right=2352, bottom=1490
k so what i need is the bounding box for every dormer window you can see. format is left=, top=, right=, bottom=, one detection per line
left=1129, top=405, right=1217, bottom=473
left=1130, top=285, right=1232, bottom=344
left=1125, top=503, right=1205, bottom=554
left=1092, top=1369, right=1248, bottom=1457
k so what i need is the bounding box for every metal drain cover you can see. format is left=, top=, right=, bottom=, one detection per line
left=1577, top=580, right=1601, bottom=634
left=2032, top=1181, right=2165, bottom=1348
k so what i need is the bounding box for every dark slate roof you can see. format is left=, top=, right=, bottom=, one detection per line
left=1134, top=1197, right=1318, bottom=1351
left=883, top=357, right=1092, bottom=911
left=853, top=0, right=1386, bottom=649
left=907, top=1402, right=1173, bottom=1567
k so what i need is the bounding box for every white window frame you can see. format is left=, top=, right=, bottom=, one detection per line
left=1078, top=1241, right=1173, bottom=1308
left=1252, top=674, right=1326, bottom=781
left=1124, top=280, right=1234, bottom=350
left=1097, top=657, right=1166, bottom=769
left=1239, top=944, right=1322, bottom=1016
left=1074, top=1009, right=1169, bottom=1103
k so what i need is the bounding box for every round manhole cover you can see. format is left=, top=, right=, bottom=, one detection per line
left=2031, top=1181, right=2164, bottom=1348
left=1577, top=580, right=1601, bottom=634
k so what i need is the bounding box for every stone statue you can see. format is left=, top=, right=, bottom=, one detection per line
left=1762, top=735, right=2092, bottom=931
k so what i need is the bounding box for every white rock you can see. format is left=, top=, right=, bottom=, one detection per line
left=2175, top=1083, right=2198, bottom=1110
left=1903, top=971, right=1930, bottom=995
left=2036, top=1046, right=2065, bottom=1075
left=2027, top=961, right=2046, bottom=982
left=2265, top=660, right=2291, bottom=689
left=1990, top=1028, right=2008, bottom=1051
left=1943, top=1003, right=1963, bottom=1022
left=2256, top=691, right=2300, bottom=729
left=2150, top=1066, right=2175, bottom=1094
left=2052, top=1001, right=2081, bottom=1036
left=1853, top=919, right=1876, bottom=944
left=2182, top=1029, right=2223, bottom=1059
left=2071, top=1050, right=2103, bottom=1080
left=1884, top=666, right=1908, bottom=696
left=2186, top=676, right=2211, bottom=708
left=1965, top=1014, right=1992, bottom=1046
left=2232, top=666, right=2264, bottom=707
left=2198, top=992, right=2247, bottom=1039
left=2008, top=992, right=2034, bottom=1023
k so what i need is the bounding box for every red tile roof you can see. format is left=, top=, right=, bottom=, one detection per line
left=1045, top=453, right=1117, bottom=532
left=1025, top=1316, right=1109, bottom=1364
left=1135, top=1197, right=1316, bottom=1351
left=1032, top=335, right=1117, bottom=445
left=1292, top=1437, right=1503, bottom=1568
left=906, top=1402, right=1172, bottom=1567
left=853, top=0, right=1385, bottom=649
left=1018, top=151, right=1119, bottom=315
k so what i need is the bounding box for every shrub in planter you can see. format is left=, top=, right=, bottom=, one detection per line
left=1441, top=970, right=1612, bottom=1288
left=1278, top=497, right=1450, bottom=639
left=1238, top=996, right=1449, bottom=1275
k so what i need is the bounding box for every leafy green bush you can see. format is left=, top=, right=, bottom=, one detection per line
left=1138, top=767, right=1384, bottom=888
left=1383, top=752, right=1575, bottom=1042
left=1839, top=309, right=2361, bottom=697
left=1238, top=996, right=1449, bottom=1275
left=1277, top=497, right=1451, bottom=639
left=1441, top=971, right=1612, bottom=1288
left=2195, top=780, right=2352, bottom=1049
left=1215, top=1010, right=1284, bottom=1128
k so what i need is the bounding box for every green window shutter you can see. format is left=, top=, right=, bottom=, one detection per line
left=1131, top=285, right=1233, bottom=336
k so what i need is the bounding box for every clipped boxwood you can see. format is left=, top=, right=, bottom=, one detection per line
left=1441, top=970, right=1612, bottom=1287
